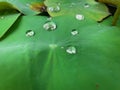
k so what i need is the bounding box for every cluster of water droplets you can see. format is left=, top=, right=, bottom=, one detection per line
left=24, top=1, right=91, bottom=55
left=48, top=6, right=61, bottom=12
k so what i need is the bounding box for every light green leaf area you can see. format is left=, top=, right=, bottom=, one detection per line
left=0, top=0, right=44, bottom=15
left=0, top=15, right=120, bottom=90
left=44, top=0, right=110, bottom=21
left=0, top=2, right=21, bottom=38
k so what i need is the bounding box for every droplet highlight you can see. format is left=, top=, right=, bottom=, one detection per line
left=76, top=14, right=84, bottom=20
left=66, top=46, right=76, bottom=54
left=43, top=21, right=57, bottom=31
left=26, top=30, right=35, bottom=37
left=71, top=29, right=79, bottom=36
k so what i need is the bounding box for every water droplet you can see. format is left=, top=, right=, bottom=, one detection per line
left=71, top=29, right=79, bottom=36
left=66, top=46, right=76, bottom=54
left=76, top=14, right=84, bottom=20
left=84, top=3, right=90, bottom=8
left=43, top=21, right=57, bottom=31
left=48, top=6, right=60, bottom=12
left=26, top=30, right=35, bottom=37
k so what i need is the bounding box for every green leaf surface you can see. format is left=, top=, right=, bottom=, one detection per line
left=0, top=0, right=45, bottom=15
left=44, top=0, right=110, bottom=21
left=0, top=2, right=21, bottom=38
left=0, top=2, right=17, bottom=10
left=0, top=15, right=120, bottom=90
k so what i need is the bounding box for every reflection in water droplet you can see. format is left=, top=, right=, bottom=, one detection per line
left=66, top=46, right=76, bottom=54
left=84, top=3, right=90, bottom=8
left=71, top=29, right=79, bottom=36
left=48, top=6, right=60, bottom=12
left=76, top=14, right=84, bottom=20
left=43, top=21, right=57, bottom=31
left=26, top=30, right=35, bottom=37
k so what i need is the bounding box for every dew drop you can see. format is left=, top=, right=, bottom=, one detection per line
left=43, top=21, right=57, bottom=31
left=48, top=6, right=60, bottom=12
left=48, top=7, right=54, bottom=12
left=76, top=14, right=84, bottom=20
left=26, top=30, right=35, bottom=37
left=84, top=3, right=90, bottom=8
left=66, top=46, right=76, bottom=54
left=71, top=29, right=79, bottom=36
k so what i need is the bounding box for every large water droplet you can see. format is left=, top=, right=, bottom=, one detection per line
left=84, top=3, right=90, bottom=8
left=48, top=6, right=60, bottom=12
left=26, top=30, right=35, bottom=37
left=66, top=46, right=76, bottom=54
left=76, top=14, right=84, bottom=20
left=43, top=21, right=57, bottom=31
left=71, top=29, right=79, bottom=36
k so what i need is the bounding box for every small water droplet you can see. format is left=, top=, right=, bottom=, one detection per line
left=84, top=3, right=90, bottom=8
left=71, top=29, right=79, bottom=36
left=26, top=30, right=35, bottom=37
left=76, top=14, right=84, bottom=20
left=43, top=21, right=57, bottom=31
left=48, top=6, right=60, bottom=12
left=66, top=46, right=76, bottom=54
